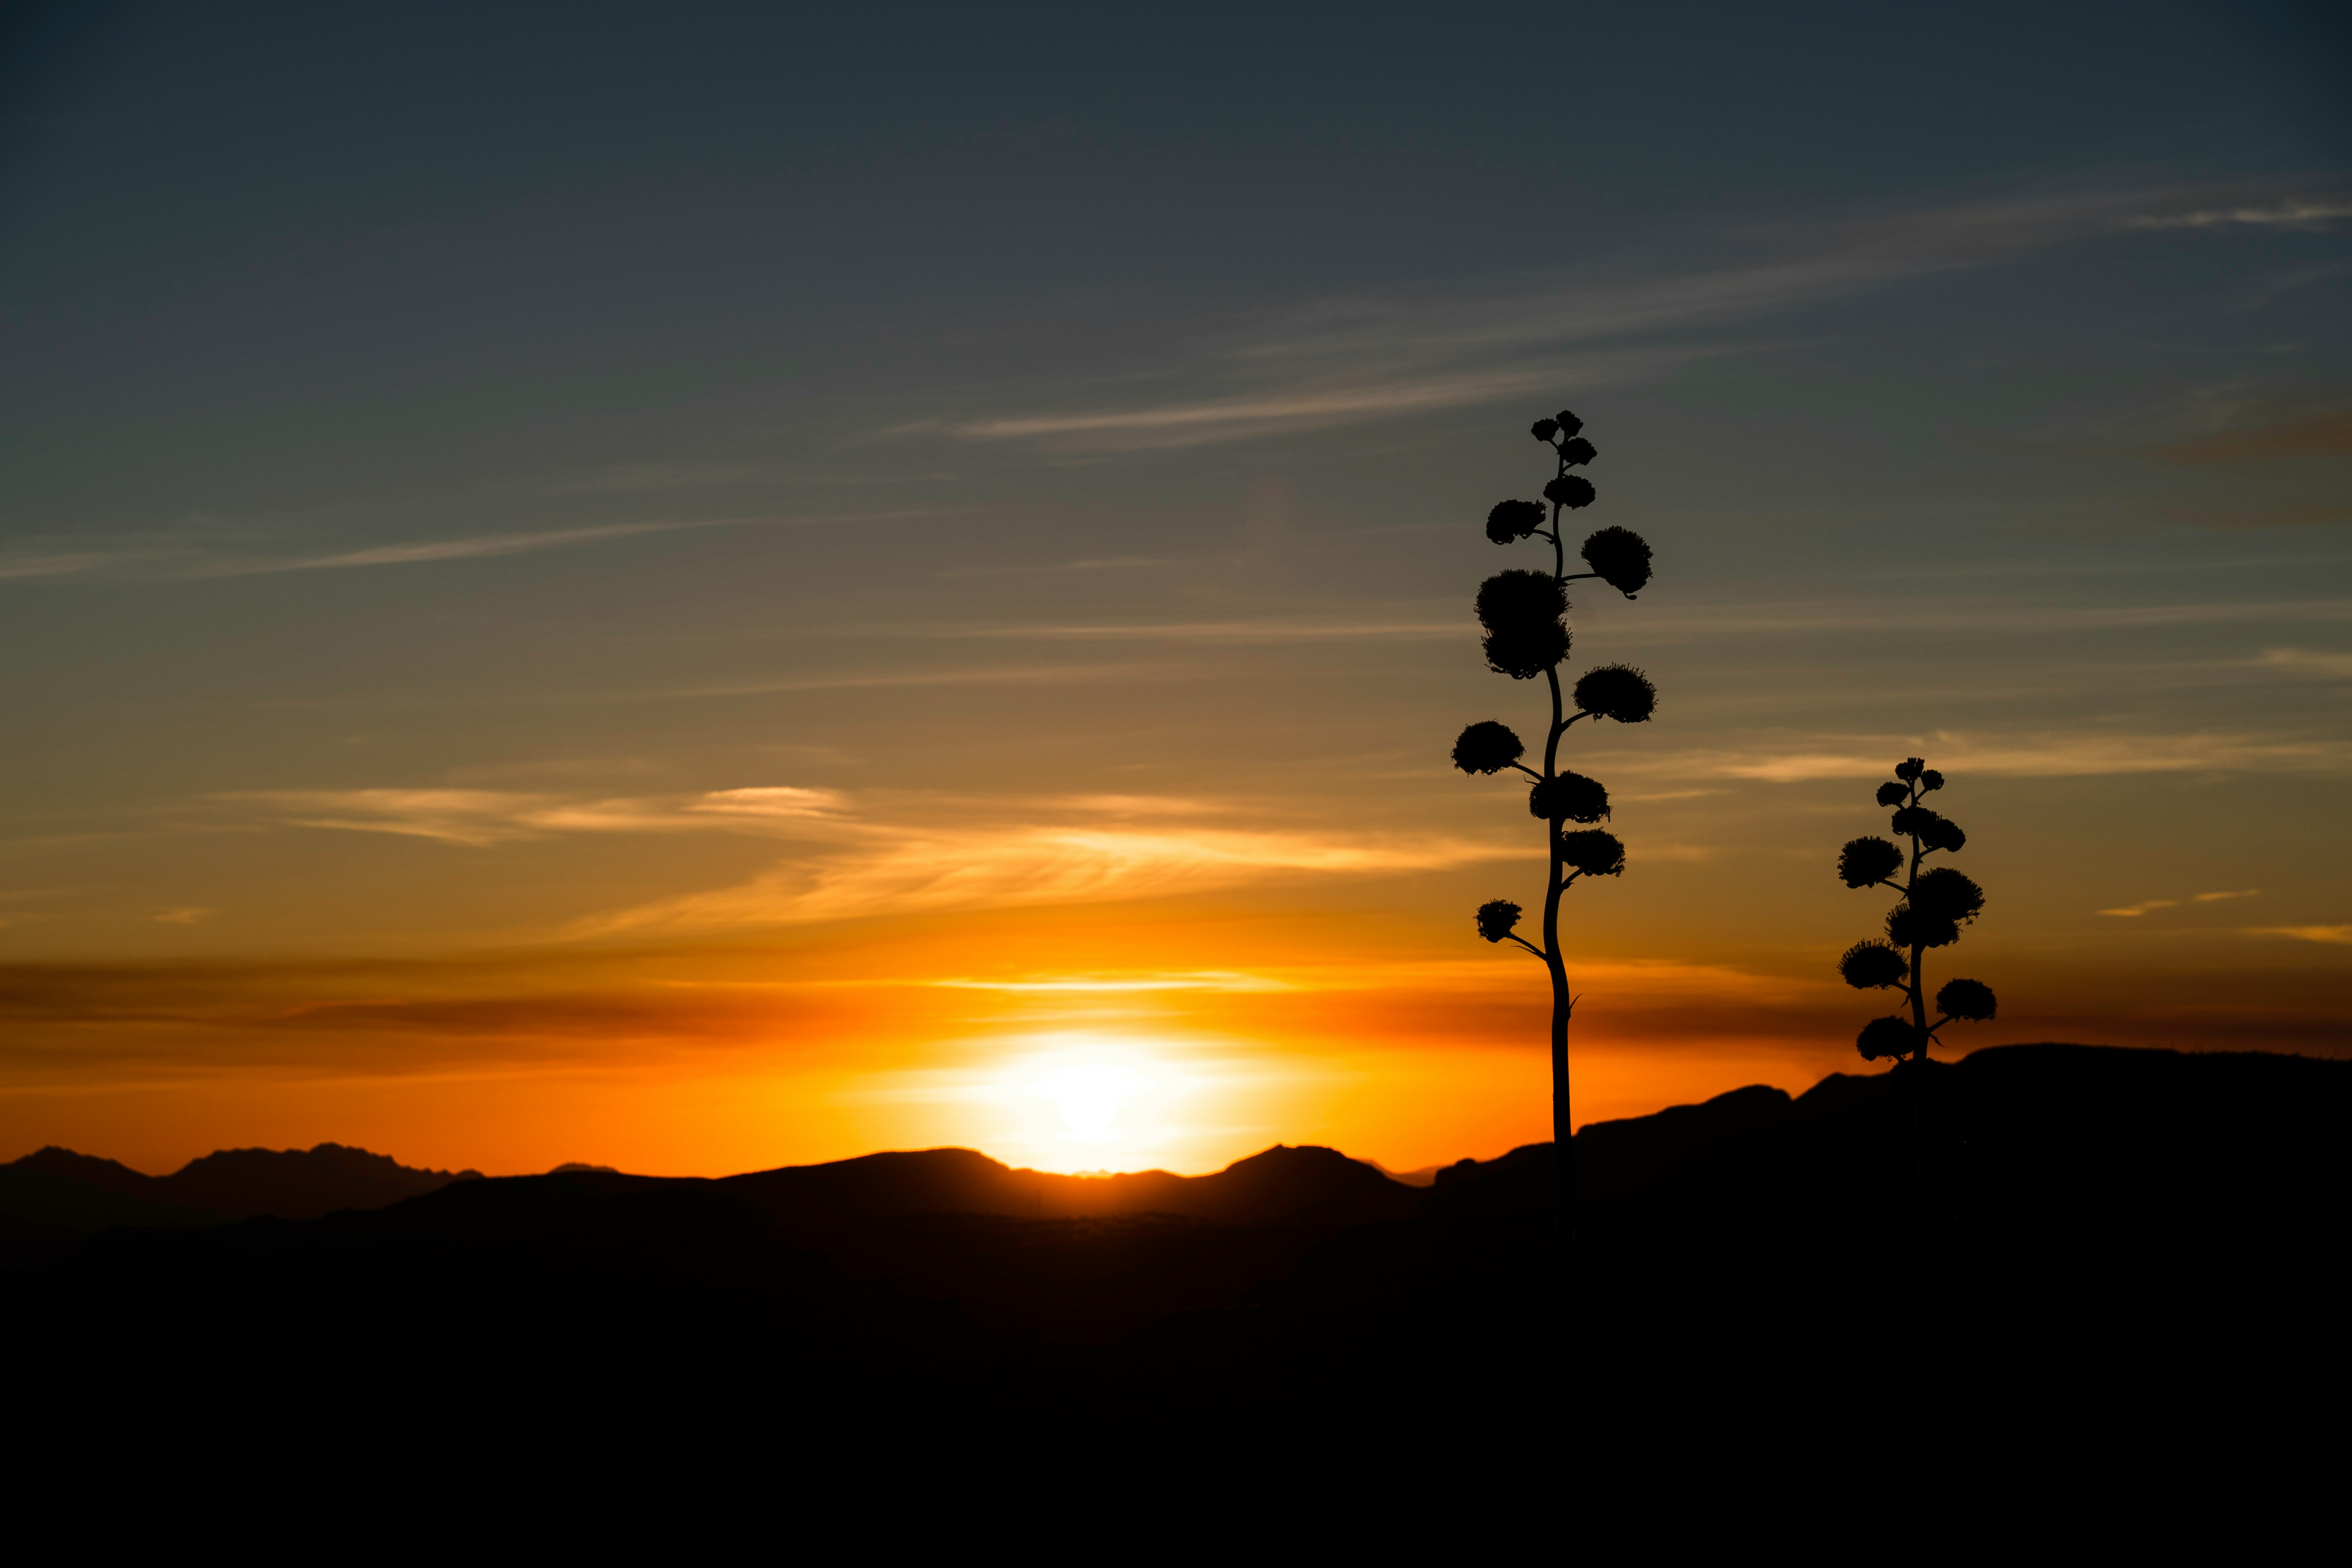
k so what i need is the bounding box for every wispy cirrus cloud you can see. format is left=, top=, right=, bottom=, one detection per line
left=1623, top=730, right=2352, bottom=784
left=242, top=520, right=708, bottom=572
left=226, top=786, right=849, bottom=846
left=2246, top=925, right=2352, bottom=945
left=223, top=784, right=1500, bottom=931
left=1610, top=595, right=2352, bottom=643
left=0, top=550, right=162, bottom=580
left=207, top=509, right=940, bottom=576
left=897, top=185, right=2304, bottom=453
left=566, top=824, right=1515, bottom=936
left=0, top=510, right=936, bottom=585
left=2260, top=648, right=2352, bottom=679
left=924, top=971, right=1295, bottom=995
left=956, top=618, right=1464, bottom=642
left=2123, top=200, right=2352, bottom=232
left=2100, top=889, right=2258, bottom=917
left=920, top=368, right=1568, bottom=448
left=895, top=594, right=2352, bottom=652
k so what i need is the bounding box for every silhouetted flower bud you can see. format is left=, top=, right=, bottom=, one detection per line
left=1911, top=867, right=1984, bottom=924
left=1475, top=900, right=1523, bottom=943
left=1478, top=569, right=1571, bottom=678
left=1579, top=526, right=1652, bottom=597
left=1530, top=418, right=1559, bottom=442
left=1922, top=816, right=1966, bottom=854
left=1875, top=782, right=1908, bottom=808
left=1837, top=835, right=1902, bottom=888
left=1894, top=758, right=1924, bottom=782
left=1838, top=940, right=1909, bottom=990
left=1937, top=978, right=1996, bottom=1022
left=1573, top=663, right=1656, bottom=723
left=1554, top=409, right=1583, bottom=438
left=1559, top=828, right=1625, bottom=877
left=1486, top=499, right=1546, bottom=544
left=1484, top=623, right=1569, bottom=679
left=1559, top=437, right=1597, bottom=467
left=1856, top=1016, right=1917, bottom=1062
left=1886, top=903, right=1960, bottom=951
left=1452, top=720, right=1526, bottom=775
left=1919, top=769, right=1944, bottom=792
left=1528, top=770, right=1610, bottom=824
left=1890, top=805, right=1942, bottom=839
left=1543, top=474, right=1597, bottom=510
left=1476, top=569, right=1566, bottom=632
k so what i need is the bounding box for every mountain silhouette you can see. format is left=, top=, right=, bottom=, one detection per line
left=5, top=1043, right=2343, bottom=1497
left=714, top=1141, right=1424, bottom=1232
left=0, top=1141, right=479, bottom=1232
left=0, top=1138, right=1414, bottom=1241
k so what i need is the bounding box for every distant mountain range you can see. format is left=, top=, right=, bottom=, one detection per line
left=0, top=1142, right=482, bottom=1233
left=6, top=1042, right=2344, bottom=1489
left=11, top=1040, right=2348, bottom=1253
left=0, top=1137, right=1431, bottom=1242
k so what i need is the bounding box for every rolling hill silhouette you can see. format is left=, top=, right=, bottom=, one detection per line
left=0, top=1140, right=479, bottom=1234
left=5, top=1043, right=2344, bottom=1492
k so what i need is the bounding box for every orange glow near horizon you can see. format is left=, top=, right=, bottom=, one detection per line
left=9, top=877, right=2336, bottom=1180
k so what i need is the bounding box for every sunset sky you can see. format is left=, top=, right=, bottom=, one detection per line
left=3, top=3, right=2348, bottom=1177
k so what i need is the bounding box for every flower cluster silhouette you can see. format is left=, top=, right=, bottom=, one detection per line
left=1835, top=757, right=1997, bottom=1062
left=1451, top=408, right=1657, bottom=1225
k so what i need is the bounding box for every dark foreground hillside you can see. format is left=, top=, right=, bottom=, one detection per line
left=8, top=1044, right=2348, bottom=1501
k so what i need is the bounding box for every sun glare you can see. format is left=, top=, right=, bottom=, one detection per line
left=826, top=1028, right=1300, bottom=1175
left=987, top=1035, right=1196, bottom=1169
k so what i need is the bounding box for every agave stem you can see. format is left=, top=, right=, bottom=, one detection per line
left=1904, top=770, right=1929, bottom=1062
left=1543, top=454, right=1573, bottom=1247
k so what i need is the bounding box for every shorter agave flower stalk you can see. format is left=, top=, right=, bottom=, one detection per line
left=1451, top=409, right=1657, bottom=1227
left=1834, top=757, right=1998, bottom=1064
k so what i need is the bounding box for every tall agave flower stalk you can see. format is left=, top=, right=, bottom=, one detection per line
left=1452, top=409, right=1656, bottom=1231
left=1834, top=757, right=1998, bottom=1063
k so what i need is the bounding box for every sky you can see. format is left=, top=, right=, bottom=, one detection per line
left=2, top=1, right=2348, bottom=1177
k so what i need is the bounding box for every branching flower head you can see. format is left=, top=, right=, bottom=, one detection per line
left=1486, top=499, right=1546, bottom=545
left=1837, top=835, right=1903, bottom=888
left=1528, top=770, right=1610, bottom=824
left=1911, top=867, right=1984, bottom=924
left=1580, top=526, right=1652, bottom=597
left=1890, top=805, right=1942, bottom=839
left=1477, top=569, right=1570, bottom=679
left=1559, top=437, right=1597, bottom=467
left=1887, top=902, right=1960, bottom=951
left=1838, top=940, right=1909, bottom=990
left=1452, top=720, right=1526, bottom=775
left=1475, top=900, right=1523, bottom=943
left=1559, top=829, right=1625, bottom=877
left=1543, top=474, right=1597, bottom=510
left=1573, top=663, right=1656, bottom=723
left=1856, top=1016, right=1918, bottom=1062
left=1553, top=409, right=1583, bottom=439
left=1937, top=978, right=1996, bottom=1021
left=1530, top=417, right=1559, bottom=442
left=1477, top=569, right=1566, bottom=630
left=1833, top=756, right=1994, bottom=1072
